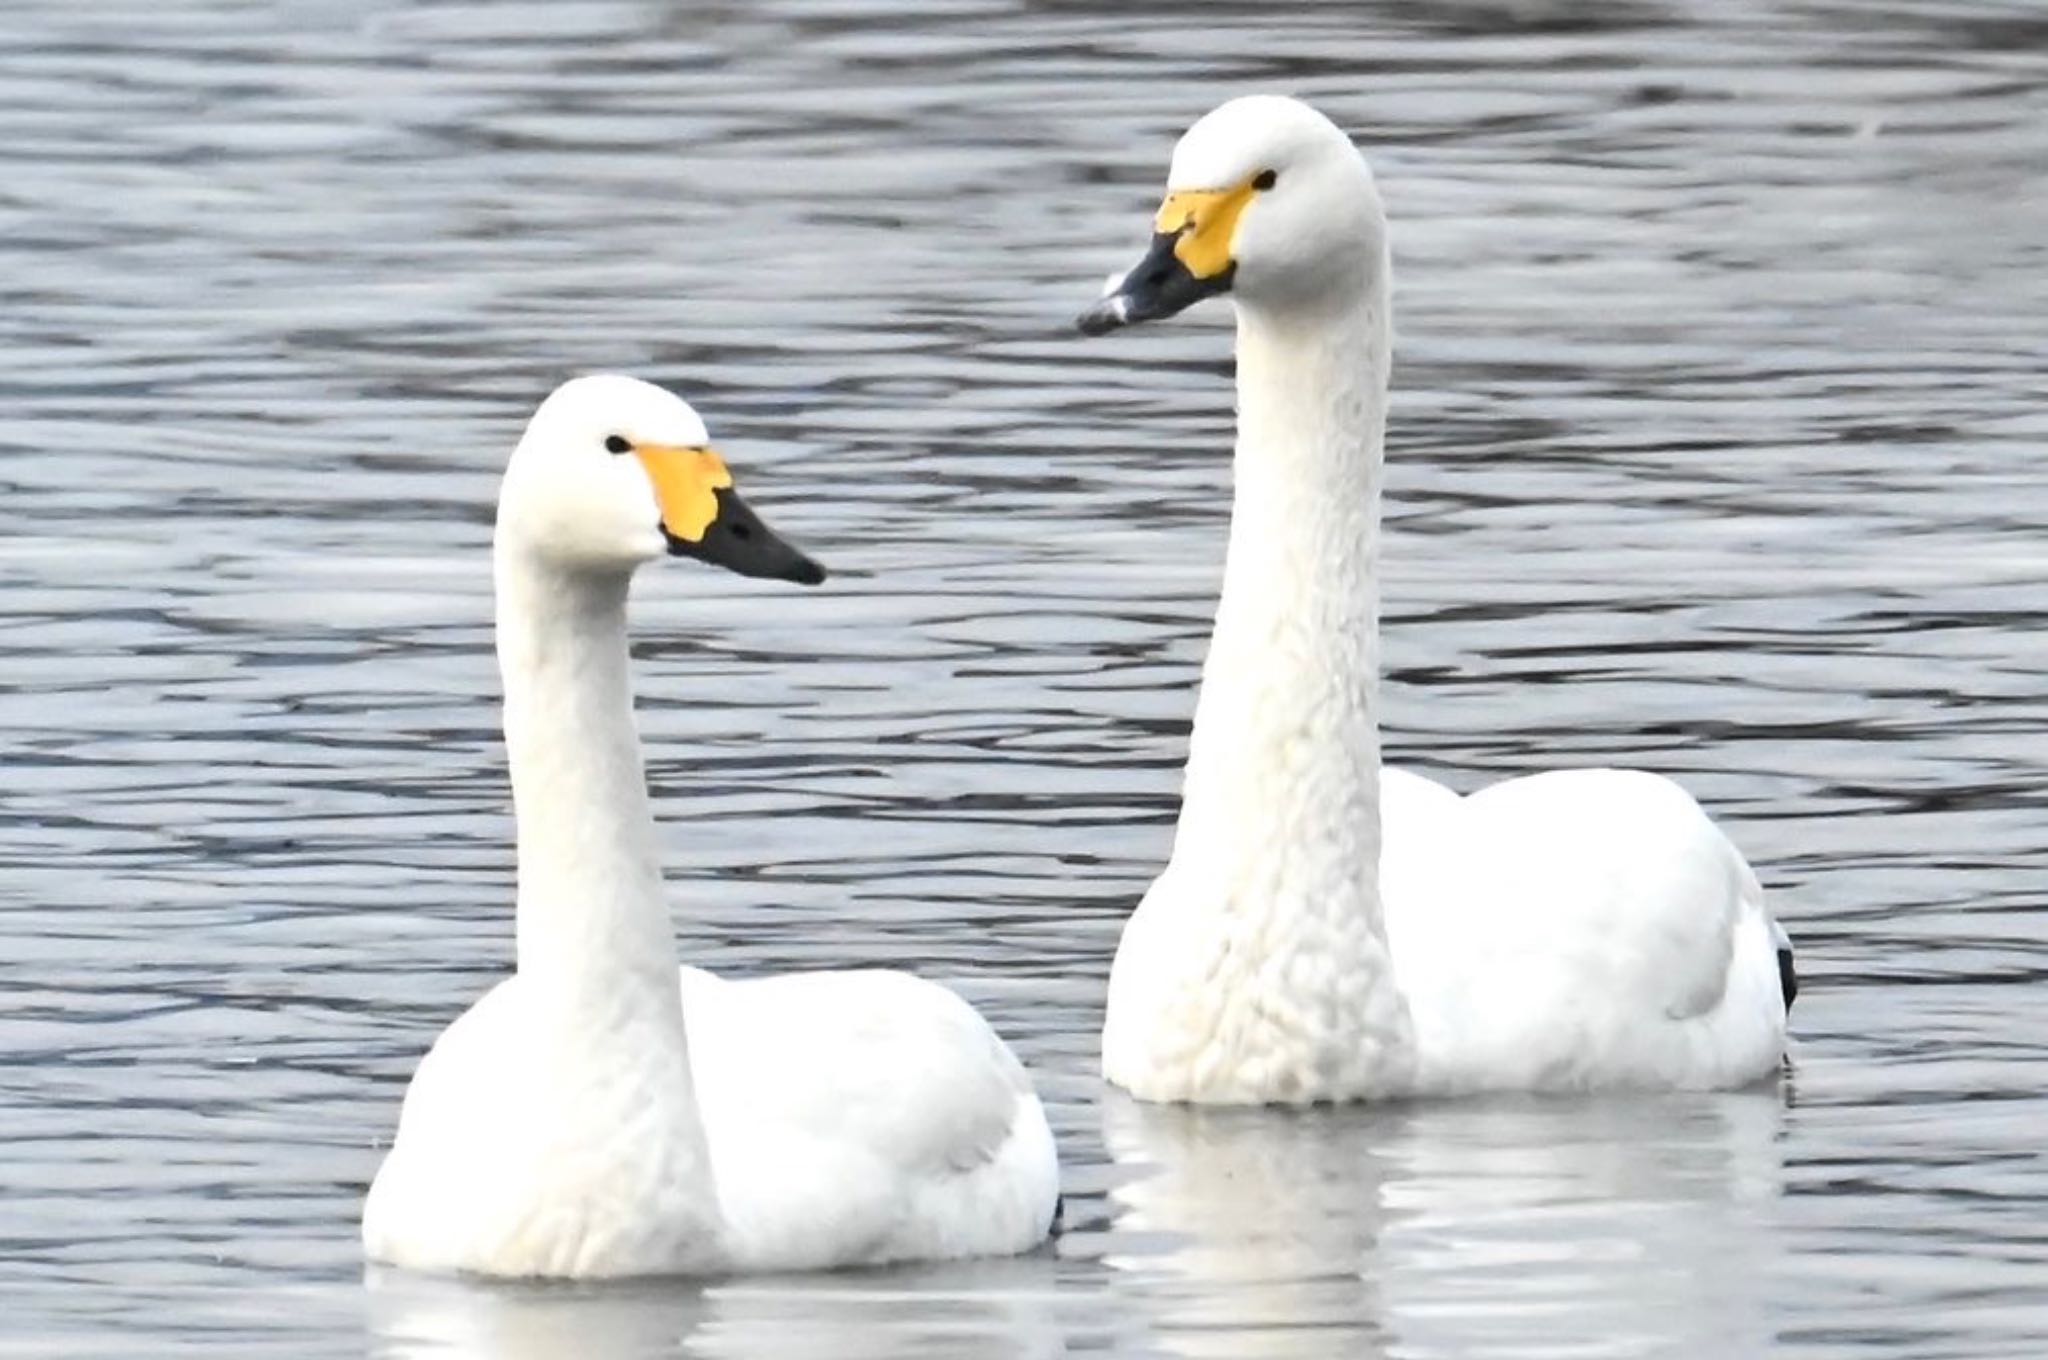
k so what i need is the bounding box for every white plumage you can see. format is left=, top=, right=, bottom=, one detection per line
left=362, top=376, right=1058, bottom=1276
left=1086, top=97, right=1792, bottom=1103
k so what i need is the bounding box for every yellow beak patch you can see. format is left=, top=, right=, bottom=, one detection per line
left=633, top=442, right=733, bottom=543
left=1153, top=176, right=1261, bottom=281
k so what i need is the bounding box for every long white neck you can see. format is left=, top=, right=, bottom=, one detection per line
left=488, top=536, right=722, bottom=1266
left=1169, top=282, right=1391, bottom=911
left=494, top=542, right=680, bottom=1003
left=1111, top=268, right=1412, bottom=1103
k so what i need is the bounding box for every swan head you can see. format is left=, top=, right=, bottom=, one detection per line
left=1077, top=96, right=1385, bottom=334
left=498, top=375, right=825, bottom=585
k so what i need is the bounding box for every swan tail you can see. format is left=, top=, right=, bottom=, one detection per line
left=1770, top=917, right=1798, bottom=1012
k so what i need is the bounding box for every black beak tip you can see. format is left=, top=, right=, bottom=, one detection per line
left=660, top=523, right=827, bottom=587
left=1076, top=235, right=1231, bottom=337
left=1076, top=295, right=1131, bottom=336
left=664, top=484, right=830, bottom=587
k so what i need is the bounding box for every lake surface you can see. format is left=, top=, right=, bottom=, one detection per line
left=2, top=0, right=2045, bottom=1355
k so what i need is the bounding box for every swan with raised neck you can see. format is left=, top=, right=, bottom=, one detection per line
left=1080, top=97, right=1792, bottom=1103
left=363, top=376, right=1058, bottom=1276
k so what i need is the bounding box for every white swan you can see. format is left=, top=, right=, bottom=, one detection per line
left=1078, top=97, right=1794, bottom=1104
left=363, top=375, right=1059, bottom=1277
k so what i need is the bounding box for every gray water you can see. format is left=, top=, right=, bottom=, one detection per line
left=2, top=0, right=2045, bottom=1355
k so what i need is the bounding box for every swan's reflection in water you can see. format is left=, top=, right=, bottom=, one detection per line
left=366, top=1090, right=1786, bottom=1359
left=1098, top=1099, right=1401, bottom=1358
left=1100, top=1088, right=1787, bottom=1359
left=365, top=1256, right=1066, bottom=1360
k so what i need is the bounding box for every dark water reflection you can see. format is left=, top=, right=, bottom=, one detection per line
left=1, top=0, right=2044, bottom=1356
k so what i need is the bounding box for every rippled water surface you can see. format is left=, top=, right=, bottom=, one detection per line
left=3, top=0, right=2046, bottom=1355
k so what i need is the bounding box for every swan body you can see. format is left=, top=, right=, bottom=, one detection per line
left=1081, top=98, right=1792, bottom=1103
left=363, top=376, right=1058, bottom=1276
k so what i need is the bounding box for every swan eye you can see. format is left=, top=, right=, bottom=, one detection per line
left=1253, top=169, right=1278, bottom=191
left=604, top=435, right=631, bottom=455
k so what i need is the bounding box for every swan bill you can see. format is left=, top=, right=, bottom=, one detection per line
left=1073, top=228, right=1228, bottom=333
left=662, top=484, right=826, bottom=585
left=1078, top=179, right=1259, bottom=334
left=1152, top=183, right=1259, bottom=279
left=633, top=441, right=825, bottom=585
left=1078, top=229, right=1235, bottom=335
